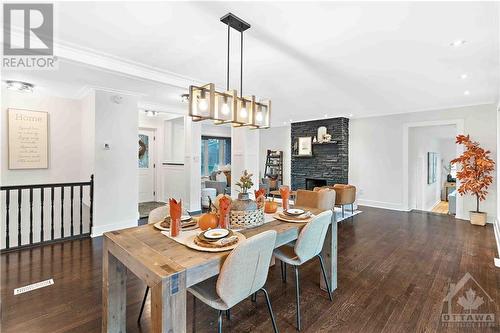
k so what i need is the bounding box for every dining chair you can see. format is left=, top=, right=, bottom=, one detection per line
left=273, top=210, right=334, bottom=331
left=188, top=230, right=279, bottom=333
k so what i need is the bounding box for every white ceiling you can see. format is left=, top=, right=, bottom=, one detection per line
left=2, top=2, right=499, bottom=126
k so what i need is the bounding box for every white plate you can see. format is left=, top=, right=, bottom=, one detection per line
left=181, top=215, right=192, bottom=221
left=204, top=228, right=230, bottom=239
left=284, top=208, right=305, bottom=216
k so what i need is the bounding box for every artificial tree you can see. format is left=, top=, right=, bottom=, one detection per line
left=451, top=134, right=495, bottom=225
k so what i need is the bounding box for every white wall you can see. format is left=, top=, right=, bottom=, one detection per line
left=1, top=88, right=85, bottom=185
left=259, top=125, right=291, bottom=186
left=201, top=122, right=231, bottom=138
left=165, top=116, right=185, bottom=163
left=91, top=90, right=139, bottom=235
left=350, top=104, right=497, bottom=222
left=231, top=127, right=260, bottom=198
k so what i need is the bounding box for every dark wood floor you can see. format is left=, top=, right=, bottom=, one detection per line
left=1, top=206, right=499, bottom=332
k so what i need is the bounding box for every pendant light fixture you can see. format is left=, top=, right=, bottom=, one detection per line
left=188, top=13, right=271, bottom=129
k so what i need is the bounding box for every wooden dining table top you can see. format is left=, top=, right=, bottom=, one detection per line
left=103, top=206, right=322, bottom=288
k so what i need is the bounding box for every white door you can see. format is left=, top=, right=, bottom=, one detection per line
left=138, top=129, right=156, bottom=203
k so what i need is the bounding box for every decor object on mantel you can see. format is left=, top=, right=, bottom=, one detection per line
left=451, top=134, right=495, bottom=226
left=297, top=137, right=313, bottom=156
left=230, top=170, right=265, bottom=228
left=188, top=13, right=271, bottom=129
left=317, top=126, right=327, bottom=143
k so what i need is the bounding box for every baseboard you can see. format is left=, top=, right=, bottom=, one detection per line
left=357, top=199, right=409, bottom=212
left=91, top=219, right=138, bottom=237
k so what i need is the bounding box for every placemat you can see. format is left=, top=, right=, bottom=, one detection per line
left=161, top=229, right=246, bottom=252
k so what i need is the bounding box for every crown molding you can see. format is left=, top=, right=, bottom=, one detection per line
left=7, top=28, right=208, bottom=89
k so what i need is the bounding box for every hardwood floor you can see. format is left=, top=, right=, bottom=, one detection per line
left=431, top=201, right=449, bottom=214
left=1, top=206, right=499, bottom=332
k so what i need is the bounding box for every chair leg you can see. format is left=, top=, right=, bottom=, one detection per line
left=260, top=288, right=279, bottom=333
left=294, top=266, right=301, bottom=331
left=251, top=292, right=257, bottom=302
left=226, top=309, right=231, bottom=320
left=280, top=260, right=287, bottom=283
left=217, top=310, right=223, bottom=333
left=351, top=204, right=355, bottom=221
left=137, top=286, right=149, bottom=324
left=342, top=205, right=345, bottom=218
left=317, top=255, right=333, bottom=301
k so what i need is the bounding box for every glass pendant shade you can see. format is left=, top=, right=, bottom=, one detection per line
left=255, top=99, right=271, bottom=128
left=189, top=83, right=215, bottom=121
left=233, top=96, right=255, bottom=127
left=214, top=89, right=237, bottom=123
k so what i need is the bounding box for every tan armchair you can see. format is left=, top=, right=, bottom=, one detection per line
left=295, top=189, right=336, bottom=211
left=332, top=184, right=356, bottom=217
left=313, top=184, right=356, bottom=218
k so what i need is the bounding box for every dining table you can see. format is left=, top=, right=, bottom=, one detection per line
left=102, top=206, right=338, bottom=333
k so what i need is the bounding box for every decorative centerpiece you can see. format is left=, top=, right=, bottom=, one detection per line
left=230, top=170, right=265, bottom=228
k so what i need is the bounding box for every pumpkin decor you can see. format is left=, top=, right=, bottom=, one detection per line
left=451, top=134, right=495, bottom=226
left=198, top=213, right=218, bottom=231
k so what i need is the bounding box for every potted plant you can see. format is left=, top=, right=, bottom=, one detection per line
left=451, top=135, right=495, bottom=226
left=233, top=170, right=257, bottom=211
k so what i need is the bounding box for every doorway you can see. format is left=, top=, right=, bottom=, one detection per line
left=138, top=128, right=156, bottom=203
left=405, top=120, right=463, bottom=217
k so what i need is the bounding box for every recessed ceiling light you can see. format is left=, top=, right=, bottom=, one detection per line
left=324, top=114, right=328, bottom=118
left=464, top=90, right=470, bottom=96
left=450, top=40, right=466, bottom=47
left=180, top=93, right=189, bottom=103
left=6, top=80, right=34, bottom=93
left=460, top=74, right=468, bottom=79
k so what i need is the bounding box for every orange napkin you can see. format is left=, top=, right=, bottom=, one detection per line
left=254, top=188, right=266, bottom=199
left=280, top=187, right=290, bottom=210
left=218, top=196, right=231, bottom=229
left=169, top=198, right=182, bottom=237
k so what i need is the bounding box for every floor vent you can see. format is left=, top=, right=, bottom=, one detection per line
left=14, top=278, right=54, bottom=295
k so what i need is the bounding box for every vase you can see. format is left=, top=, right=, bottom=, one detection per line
left=232, top=192, right=258, bottom=211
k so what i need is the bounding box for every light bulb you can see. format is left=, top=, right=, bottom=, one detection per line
left=198, top=98, right=208, bottom=111
left=240, top=101, right=248, bottom=118
left=256, top=111, right=263, bottom=122
left=221, top=103, right=230, bottom=115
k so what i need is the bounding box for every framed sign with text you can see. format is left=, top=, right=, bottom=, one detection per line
left=8, top=109, right=49, bottom=169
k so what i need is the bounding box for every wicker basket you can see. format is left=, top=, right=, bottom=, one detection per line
left=230, top=207, right=265, bottom=229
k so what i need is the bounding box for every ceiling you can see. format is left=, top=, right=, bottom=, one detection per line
left=3, top=1, right=499, bottom=126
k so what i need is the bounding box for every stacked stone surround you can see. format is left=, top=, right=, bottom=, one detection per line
left=291, top=118, right=349, bottom=190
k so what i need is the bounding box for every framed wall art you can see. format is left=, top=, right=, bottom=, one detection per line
left=8, top=109, right=49, bottom=169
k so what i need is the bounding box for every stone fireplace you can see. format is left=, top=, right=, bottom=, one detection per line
left=305, top=178, right=327, bottom=190
left=291, top=117, right=348, bottom=190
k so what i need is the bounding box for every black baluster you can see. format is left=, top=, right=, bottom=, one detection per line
left=29, top=188, right=33, bottom=245
left=60, top=187, right=64, bottom=238
left=5, top=189, right=10, bottom=249
left=70, top=186, right=74, bottom=237
left=51, top=187, right=54, bottom=240
left=90, top=175, right=94, bottom=235
left=40, top=189, right=44, bottom=242
left=79, top=185, right=83, bottom=235
left=17, top=189, right=21, bottom=247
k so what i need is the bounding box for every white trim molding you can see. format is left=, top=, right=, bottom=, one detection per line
left=91, top=219, right=138, bottom=237
left=494, top=218, right=500, bottom=267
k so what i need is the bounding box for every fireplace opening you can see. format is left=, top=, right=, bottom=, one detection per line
left=305, top=178, right=327, bottom=191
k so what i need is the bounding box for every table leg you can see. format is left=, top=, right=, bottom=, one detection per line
left=320, top=214, right=337, bottom=292
left=102, top=240, right=127, bottom=333
left=151, top=272, right=187, bottom=333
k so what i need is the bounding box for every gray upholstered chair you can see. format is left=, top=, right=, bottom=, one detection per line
left=188, top=230, right=279, bottom=333
left=273, top=210, right=334, bottom=331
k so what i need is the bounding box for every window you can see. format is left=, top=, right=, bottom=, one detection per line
left=201, top=136, right=231, bottom=176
